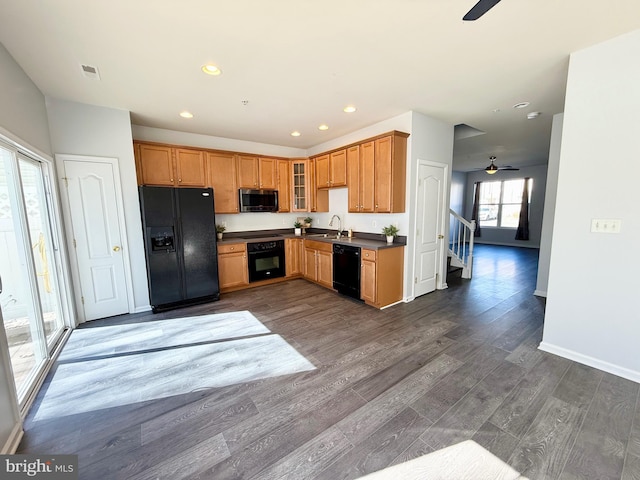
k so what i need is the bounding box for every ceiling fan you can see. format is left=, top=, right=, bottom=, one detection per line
left=483, top=156, right=519, bottom=174
left=463, top=0, right=502, bottom=21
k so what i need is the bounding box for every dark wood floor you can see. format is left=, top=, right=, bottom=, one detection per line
left=18, top=245, right=640, bottom=479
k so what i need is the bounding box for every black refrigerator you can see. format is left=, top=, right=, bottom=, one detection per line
left=139, top=186, right=220, bottom=312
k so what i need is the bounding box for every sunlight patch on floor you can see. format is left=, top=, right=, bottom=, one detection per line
left=32, top=311, right=316, bottom=421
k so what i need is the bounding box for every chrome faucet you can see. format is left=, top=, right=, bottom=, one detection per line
left=329, top=214, right=342, bottom=238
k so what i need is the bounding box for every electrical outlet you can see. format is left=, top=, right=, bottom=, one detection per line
left=372, top=221, right=377, bottom=228
left=590, top=218, right=621, bottom=233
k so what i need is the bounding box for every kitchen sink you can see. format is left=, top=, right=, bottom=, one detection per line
left=305, top=233, right=351, bottom=240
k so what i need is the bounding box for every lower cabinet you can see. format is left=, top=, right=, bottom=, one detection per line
left=217, top=242, right=248, bottom=291
left=361, top=247, right=404, bottom=308
left=285, top=238, right=304, bottom=277
left=215, top=237, right=403, bottom=309
left=303, top=240, right=333, bottom=288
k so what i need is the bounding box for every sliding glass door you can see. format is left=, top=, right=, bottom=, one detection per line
left=0, top=142, right=66, bottom=404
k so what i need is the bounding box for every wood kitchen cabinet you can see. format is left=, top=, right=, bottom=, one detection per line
left=207, top=152, right=238, bottom=213
left=308, top=158, right=328, bottom=212
left=347, top=142, right=375, bottom=213
left=303, top=240, right=333, bottom=288
left=237, top=156, right=277, bottom=189
left=135, top=142, right=206, bottom=187
left=374, top=133, right=407, bottom=213
left=315, top=149, right=347, bottom=189
left=217, top=243, right=248, bottom=291
left=285, top=238, right=304, bottom=277
left=346, top=132, right=407, bottom=213
left=291, top=159, right=309, bottom=212
left=290, top=158, right=327, bottom=213
left=360, top=247, right=404, bottom=308
left=277, top=159, right=291, bottom=212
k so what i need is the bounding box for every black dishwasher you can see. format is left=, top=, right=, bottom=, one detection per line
left=333, top=243, right=362, bottom=300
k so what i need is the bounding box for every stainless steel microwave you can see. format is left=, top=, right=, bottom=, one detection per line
left=238, top=188, right=279, bottom=212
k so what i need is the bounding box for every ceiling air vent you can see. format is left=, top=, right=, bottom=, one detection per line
left=80, top=64, right=101, bottom=80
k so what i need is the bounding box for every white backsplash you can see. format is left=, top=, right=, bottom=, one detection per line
left=217, top=186, right=407, bottom=237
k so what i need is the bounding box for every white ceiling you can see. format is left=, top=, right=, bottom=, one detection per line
left=1, top=1, right=639, bottom=172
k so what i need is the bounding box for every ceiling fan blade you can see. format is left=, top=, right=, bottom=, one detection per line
left=499, top=167, right=519, bottom=171
left=463, top=0, right=502, bottom=21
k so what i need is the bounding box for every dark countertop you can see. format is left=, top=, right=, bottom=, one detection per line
left=218, top=230, right=406, bottom=251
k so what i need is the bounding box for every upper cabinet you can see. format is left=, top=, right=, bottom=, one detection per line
left=175, top=149, right=207, bottom=186
left=134, top=130, right=407, bottom=214
left=237, top=156, right=277, bottom=189
left=346, top=132, right=408, bottom=213
left=207, top=152, right=238, bottom=214
left=315, top=149, right=347, bottom=189
left=135, top=143, right=206, bottom=187
left=374, top=133, right=407, bottom=213
left=348, top=143, right=374, bottom=213
left=291, top=159, right=308, bottom=212
left=277, top=159, right=291, bottom=213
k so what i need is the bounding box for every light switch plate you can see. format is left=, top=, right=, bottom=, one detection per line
left=590, top=218, right=621, bottom=233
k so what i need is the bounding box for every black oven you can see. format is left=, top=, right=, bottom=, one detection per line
left=247, top=239, right=285, bottom=282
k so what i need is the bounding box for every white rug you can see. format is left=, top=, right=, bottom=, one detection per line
left=33, top=311, right=315, bottom=421
left=357, top=440, right=528, bottom=480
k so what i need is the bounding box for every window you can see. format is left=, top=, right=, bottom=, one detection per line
left=476, top=178, right=532, bottom=228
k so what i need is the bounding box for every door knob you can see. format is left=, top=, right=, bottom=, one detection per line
left=437, top=235, right=444, bottom=239
left=113, top=246, right=121, bottom=252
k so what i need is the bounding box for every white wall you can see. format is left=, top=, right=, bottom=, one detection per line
left=407, top=112, right=455, bottom=294
left=463, top=165, right=548, bottom=248
left=45, top=98, right=150, bottom=313
left=0, top=43, right=51, bottom=156
left=540, top=30, right=640, bottom=382
left=535, top=113, right=563, bottom=297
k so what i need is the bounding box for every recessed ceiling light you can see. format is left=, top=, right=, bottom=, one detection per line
left=513, top=102, right=530, bottom=109
left=318, top=124, right=329, bottom=131
left=291, top=131, right=301, bottom=137
left=179, top=111, right=194, bottom=119
left=527, top=111, right=542, bottom=120
left=201, top=64, right=222, bottom=76
left=343, top=105, right=357, bottom=113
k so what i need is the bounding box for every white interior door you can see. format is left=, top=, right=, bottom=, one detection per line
left=62, top=159, right=129, bottom=321
left=414, top=161, right=446, bottom=297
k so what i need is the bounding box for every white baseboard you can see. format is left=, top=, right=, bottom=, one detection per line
left=539, top=342, right=640, bottom=383
left=1, top=423, right=23, bottom=454
left=533, top=289, right=547, bottom=297
left=381, top=300, right=404, bottom=310
left=134, top=305, right=152, bottom=313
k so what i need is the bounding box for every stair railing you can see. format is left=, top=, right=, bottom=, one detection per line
left=449, top=209, right=475, bottom=279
